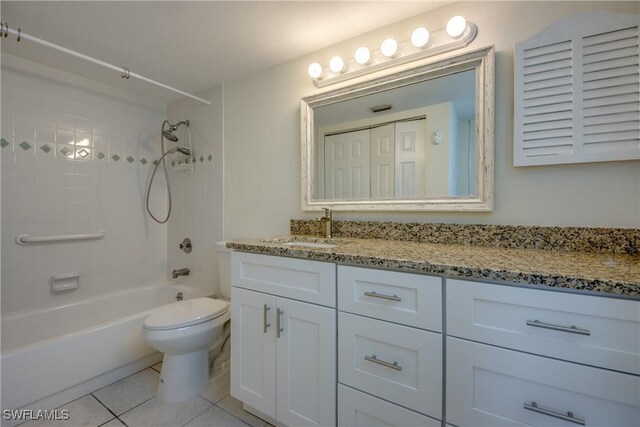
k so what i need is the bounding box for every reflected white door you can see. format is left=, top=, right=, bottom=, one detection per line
left=370, top=124, right=395, bottom=199
left=395, top=120, right=426, bottom=198
left=324, top=129, right=370, bottom=199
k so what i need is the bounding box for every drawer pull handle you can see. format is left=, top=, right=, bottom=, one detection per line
left=524, top=401, right=585, bottom=426
left=263, top=304, right=271, bottom=333
left=364, top=355, right=403, bottom=371
left=363, top=291, right=402, bottom=302
left=277, top=308, right=284, bottom=338
left=526, top=319, right=590, bottom=336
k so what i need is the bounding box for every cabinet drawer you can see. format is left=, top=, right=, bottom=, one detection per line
left=231, top=252, right=336, bottom=307
left=338, top=312, right=442, bottom=419
left=338, top=384, right=440, bottom=427
left=447, top=279, right=640, bottom=374
left=447, top=337, right=640, bottom=427
left=338, top=266, right=442, bottom=332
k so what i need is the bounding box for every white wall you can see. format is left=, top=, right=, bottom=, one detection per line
left=223, top=1, right=640, bottom=239
left=166, top=86, right=225, bottom=297
left=1, top=54, right=167, bottom=317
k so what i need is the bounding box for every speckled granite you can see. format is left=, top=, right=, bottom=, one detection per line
left=290, top=220, right=640, bottom=255
left=226, top=236, right=640, bottom=297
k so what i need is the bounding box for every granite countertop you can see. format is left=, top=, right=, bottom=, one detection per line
left=226, top=235, right=640, bottom=298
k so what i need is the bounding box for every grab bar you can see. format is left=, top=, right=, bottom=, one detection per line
left=16, top=230, right=106, bottom=245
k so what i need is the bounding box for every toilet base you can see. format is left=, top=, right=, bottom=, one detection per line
left=156, top=350, right=209, bottom=403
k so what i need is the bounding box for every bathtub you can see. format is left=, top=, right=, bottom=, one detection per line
left=1, top=284, right=210, bottom=414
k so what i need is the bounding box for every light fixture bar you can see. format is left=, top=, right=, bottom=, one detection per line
left=313, top=22, right=477, bottom=88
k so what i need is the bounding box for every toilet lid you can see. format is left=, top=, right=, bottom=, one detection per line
left=144, top=297, right=229, bottom=331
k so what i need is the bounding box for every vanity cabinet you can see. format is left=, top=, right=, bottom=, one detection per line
left=337, top=266, right=443, bottom=424
left=230, top=253, right=336, bottom=427
left=446, top=279, right=640, bottom=426
left=230, top=251, right=640, bottom=427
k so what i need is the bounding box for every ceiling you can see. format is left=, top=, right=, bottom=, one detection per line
left=0, top=1, right=449, bottom=104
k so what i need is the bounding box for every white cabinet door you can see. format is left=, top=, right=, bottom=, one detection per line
left=276, top=298, right=336, bottom=427
left=231, top=288, right=277, bottom=419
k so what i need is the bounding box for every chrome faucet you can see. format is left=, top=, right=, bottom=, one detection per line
left=172, top=268, right=190, bottom=279
left=317, top=208, right=333, bottom=239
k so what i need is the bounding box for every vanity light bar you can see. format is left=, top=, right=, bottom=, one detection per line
left=309, top=16, right=477, bottom=88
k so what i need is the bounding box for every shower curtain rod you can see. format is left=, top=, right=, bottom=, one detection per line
left=5, top=27, right=212, bottom=105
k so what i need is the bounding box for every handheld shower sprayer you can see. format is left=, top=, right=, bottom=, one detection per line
left=146, top=119, right=192, bottom=224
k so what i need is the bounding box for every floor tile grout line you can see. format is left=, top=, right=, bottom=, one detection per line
left=116, top=394, right=157, bottom=419
left=199, top=391, right=230, bottom=406
left=179, top=399, right=216, bottom=427
left=214, top=399, right=265, bottom=427
left=91, top=394, right=119, bottom=426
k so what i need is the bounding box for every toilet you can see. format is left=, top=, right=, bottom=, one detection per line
left=142, top=241, right=232, bottom=402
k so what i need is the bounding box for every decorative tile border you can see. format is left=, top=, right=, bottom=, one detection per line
left=290, top=219, right=640, bottom=255
left=1, top=136, right=214, bottom=166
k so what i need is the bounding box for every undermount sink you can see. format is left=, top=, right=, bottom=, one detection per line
left=283, top=241, right=337, bottom=249
left=260, top=236, right=340, bottom=249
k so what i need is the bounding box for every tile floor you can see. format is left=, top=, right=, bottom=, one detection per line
left=20, top=363, right=272, bottom=427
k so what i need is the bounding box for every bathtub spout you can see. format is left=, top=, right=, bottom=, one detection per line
left=172, top=268, right=190, bottom=279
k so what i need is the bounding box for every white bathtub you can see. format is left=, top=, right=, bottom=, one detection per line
left=1, top=284, right=210, bottom=414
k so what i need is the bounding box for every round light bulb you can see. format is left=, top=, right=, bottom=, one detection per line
left=411, top=27, right=430, bottom=48
left=380, top=38, right=398, bottom=58
left=308, top=62, right=323, bottom=79
left=446, top=16, right=467, bottom=38
left=329, top=56, right=346, bottom=73
left=354, top=47, right=371, bottom=65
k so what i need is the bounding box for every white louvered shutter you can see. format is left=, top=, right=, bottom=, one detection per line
left=514, top=12, right=639, bottom=166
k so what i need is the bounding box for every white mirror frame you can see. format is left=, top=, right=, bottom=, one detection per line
left=301, top=45, right=494, bottom=211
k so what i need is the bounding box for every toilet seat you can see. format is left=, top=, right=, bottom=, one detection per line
left=144, top=297, right=229, bottom=331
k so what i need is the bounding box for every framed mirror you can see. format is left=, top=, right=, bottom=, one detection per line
left=301, top=46, right=494, bottom=211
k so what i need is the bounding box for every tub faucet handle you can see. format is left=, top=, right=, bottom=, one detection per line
left=176, top=292, right=184, bottom=301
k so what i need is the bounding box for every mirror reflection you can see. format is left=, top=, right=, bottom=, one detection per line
left=313, top=69, right=476, bottom=201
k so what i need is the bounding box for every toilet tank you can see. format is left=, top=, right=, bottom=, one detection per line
left=215, top=241, right=231, bottom=299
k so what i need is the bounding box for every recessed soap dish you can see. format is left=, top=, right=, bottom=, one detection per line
left=51, top=272, right=80, bottom=292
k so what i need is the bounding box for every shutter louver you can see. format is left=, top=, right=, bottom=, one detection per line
left=514, top=12, right=640, bottom=166
left=582, top=26, right=639, bottom=155
left=521, top=40, right=574, bottom=157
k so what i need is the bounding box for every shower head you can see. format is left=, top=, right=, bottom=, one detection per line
left=162, top=130, right=179, bottom=142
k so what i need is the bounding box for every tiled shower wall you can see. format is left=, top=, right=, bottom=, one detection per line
left=166, top=86, right=224, bottom=297
left=1, top=54, right=169, bottom=316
